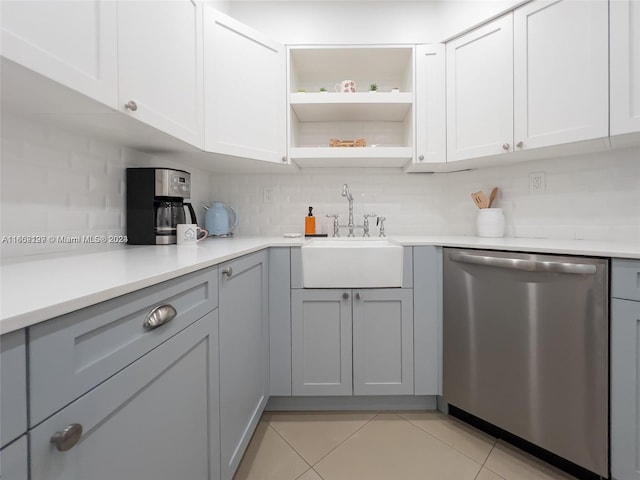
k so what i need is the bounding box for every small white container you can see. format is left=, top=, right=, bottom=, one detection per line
left=477, top=208, right=505, bottom=238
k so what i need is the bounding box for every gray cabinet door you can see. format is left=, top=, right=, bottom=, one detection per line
left=611, top=298, right=640, bottom=480
left=30, top=311, right=220, bottom=480
left=0, top=330, right=27, bottom=448
left=218, top=251, right=269, bottom=480
left=0, top=435, right=28, bottom=480
left=353, top=289, right=414, bottom=395
left=291, top=289, right=353, bottom=396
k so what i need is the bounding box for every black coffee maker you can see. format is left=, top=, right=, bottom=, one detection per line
left=126, top=168, right=197, bottom=245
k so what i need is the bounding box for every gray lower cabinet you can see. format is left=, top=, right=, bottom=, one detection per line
left=30, top=310, right=220, bottom=480
left=291, top=289, right=353, bottom=396
left=611, top=258, right=640, bottom=480
left=353, top=289, right=414, bottom=395
left=291, top=288, right=413, bottom=396
left=0, top=330, right=27, bottom=449
left=218, top=251, right=269, bottom=480
left=0, top=330, right=28, bottom=480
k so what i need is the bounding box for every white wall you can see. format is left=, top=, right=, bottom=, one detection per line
left=0, top=112, right=211, bottom=258
left=208, top=147, right=640, bottom=241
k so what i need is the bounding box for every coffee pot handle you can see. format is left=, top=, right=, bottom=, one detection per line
left=185, top=203, right=198, bottom=225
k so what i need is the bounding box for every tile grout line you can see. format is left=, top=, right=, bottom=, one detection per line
left=263, top=422, right=313, bottom=474
left=395, top=412, right=496, bottom=470
left=271, top=410, right=384, bottom=470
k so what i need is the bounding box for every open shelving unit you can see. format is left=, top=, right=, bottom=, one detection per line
left=287, top=46, right=415, bottom=168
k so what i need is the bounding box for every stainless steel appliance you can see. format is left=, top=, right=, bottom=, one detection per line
left=443, top=248, right=608, bottom=478
left=126, top=168, right=197, bottom=245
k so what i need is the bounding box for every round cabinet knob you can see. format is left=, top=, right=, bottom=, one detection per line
left=516, top=141, right=523, bottom=148
left=50, top=423, right=83, bottom=452
left=418, top=155, right=425, bottom=162
left=502, top=143, right=510, bottom=151
left=281, top=156, right=287, bottom=163
left=124, top=100, right=138, bottom=111
left=222, top=267, right=233, bottom=278
left=355, top=292, right=361, bottom=300
left=342, top=292, right=349, bottom=300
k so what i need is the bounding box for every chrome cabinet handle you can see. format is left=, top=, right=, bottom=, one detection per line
left=502, top=143, right=510, bottom=151
left=281, top=156, right=287, bottom=163
left=124, top=100, right=138, bottom=111
left=222, top=267, right=233, bottom=278
left=418, top=155, right=424, bottom=162
left=143, top=304, right=177, bottom=329
left=516, top=141, right=523, bottom=148
left=342, top=292, right=349, bottom=300
left=449, top=252, right=597, bottom=275
left=50, top=423, right=83, bottom=452
left=355, top=292, right=361, bottom=300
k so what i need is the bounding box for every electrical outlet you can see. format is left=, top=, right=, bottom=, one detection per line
left=529, top=172, right=546, bottom=193
left=263, top=187, right=273, bottom=204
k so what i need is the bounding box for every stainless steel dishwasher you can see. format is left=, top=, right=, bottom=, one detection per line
left=443, top=248, right=608, bottom=478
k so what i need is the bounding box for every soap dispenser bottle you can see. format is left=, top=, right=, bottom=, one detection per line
left=305, top=206, right=316, bottom=235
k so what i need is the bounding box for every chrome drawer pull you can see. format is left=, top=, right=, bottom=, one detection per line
left=50, top=423, right=83, bottom=452
left=143, top=304, right=177, bottom=329
left=222, top=267, right=233, bottom=278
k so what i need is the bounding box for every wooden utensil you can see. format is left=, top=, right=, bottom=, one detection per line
left=471, top=191, right=488, bottom=209
left=488, top=187, right=499, bottom=208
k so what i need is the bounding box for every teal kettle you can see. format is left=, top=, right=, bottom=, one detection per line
left=204, top=202, right=238, bottom=236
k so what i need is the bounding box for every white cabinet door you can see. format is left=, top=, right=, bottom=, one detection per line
left=218, top=252, right=269, bottom=480
left=0, top=0, right=117, bottom=107
left=446, top=15, right=513, bottom=162
left=291, top=289, right=353, bottom=396
left=117, top=0, right=204, bottom=147
left=352, top=289, right=414, bottom=395
left=611, top=298, right=640, bottom=480
left=204, top=9, right=286, bottom=163
left=611, top=0, right=640, bottom=136
left=413, top=44, right=446, bottom=168
left=514, top=0, right=608, bottom=150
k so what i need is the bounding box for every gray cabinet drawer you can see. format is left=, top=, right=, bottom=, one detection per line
left=29, top=267, right=218, bottom=426
left=612, top=259, right=640, bottom=302
left=0, top=331, right=27, bottom=448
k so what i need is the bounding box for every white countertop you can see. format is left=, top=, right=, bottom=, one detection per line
left=1, top=235, right=638, bottom=334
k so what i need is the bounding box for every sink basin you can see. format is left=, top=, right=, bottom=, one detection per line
left=301, top=238, right=403, bottom=288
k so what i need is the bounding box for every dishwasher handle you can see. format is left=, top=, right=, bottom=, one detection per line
left=449, top=251, right=597, bottom=275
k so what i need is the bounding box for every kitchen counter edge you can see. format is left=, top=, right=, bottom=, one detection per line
left=1, top=235, right=638, bottom=334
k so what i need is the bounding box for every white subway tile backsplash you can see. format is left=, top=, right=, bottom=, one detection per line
left=208, top=147, right=640, bottom=242
left=2, top=111, right=639, bottom=258
left=0, top=113, right=209, bottom=258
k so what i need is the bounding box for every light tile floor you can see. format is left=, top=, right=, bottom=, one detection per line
left=233, top=411, right=579, bottom=480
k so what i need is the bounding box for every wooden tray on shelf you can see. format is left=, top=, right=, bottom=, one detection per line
left=329, top=138, right=366, bottom=147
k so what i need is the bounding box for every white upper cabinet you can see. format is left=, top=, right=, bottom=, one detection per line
left=513, top=0, right=608, bottom=150
left=610, top=0, right=640, bottom=136
left=288, top=46, right=415, bottom=168
left=0, top=0, right=118, bottom=108
left=203, top=9, right=286, bottom=164
left=410, top=44, right=446, bottom=171
left=446, top=15, right=514, bottom=162
left=117, top=0, right=204, bottom=148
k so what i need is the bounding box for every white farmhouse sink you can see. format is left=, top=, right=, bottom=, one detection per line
left=301, top=238, right=403, bottom=288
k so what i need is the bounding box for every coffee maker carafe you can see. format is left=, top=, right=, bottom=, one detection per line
left=126, top=168, right=197, bottom=245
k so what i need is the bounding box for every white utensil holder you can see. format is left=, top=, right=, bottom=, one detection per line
left=477, top=208, right=505, bottom=238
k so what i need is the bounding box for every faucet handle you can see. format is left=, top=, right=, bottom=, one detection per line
left=363, top=213, right=377, bottom=219
left=326, top=214, right=340, bottom=237
left=376, top=216, right=386, bottom=237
